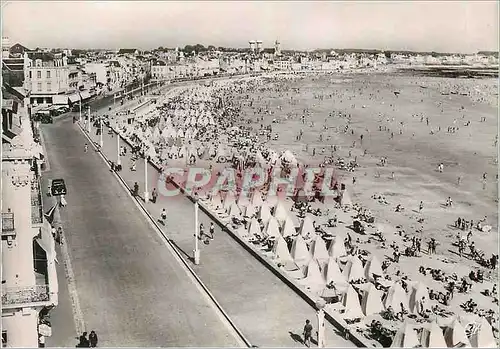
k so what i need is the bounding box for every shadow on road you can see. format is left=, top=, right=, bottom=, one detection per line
left=169, top=239, right=195, bottom=264
left=289, top=331, right=303, bottom=344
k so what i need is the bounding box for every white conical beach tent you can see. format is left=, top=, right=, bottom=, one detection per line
left=227, top=202, right=242, bottom=216
left=325, top=257, right=347, bottom=286
left=244, top=205, right=257, bottom=218
left=273, top=201, right=288, bottom=223
left=342, top=255, right=365, bottom=282
left=328, top=236, right=347, bottom=259
left=409, top=282, right=430, bottom=313
left=391, top=322, right=420, bottom=348
left=210, top=192, right=224, bottom=209
left=342, top=285, right=364, bottom=319
left=384, top=283, right=409, bottom=311
left=290, top=235, right=311, bottom=268
left=272, top=234, right=296, bottom=269
left=298, top=259, right=326, bottom=288
left=421, top=321, right=447, bottom=348
left=251, top=190, right=264, bottom=208
left=265, top=217, right=281, bottom=239
left=223, top=191, right=236, bottom=211
left=259, top=203, right=272, bottom=224
left=299, top=215, right=315, bottom=238
left=444, top=318, right=471, bottom=348
left=361, top=284, right=385, bottom=316
left=248, top=218, right=262, bottom=236
left=281, top=215, right=296, bottom=238
left=311, top=235, right=329, bottom=267
left=340, top=189, right=353, bottom=207
left=238, top=192, right=251, bottom=207
left=364, top=255, right=384, bottom=282
left=469, top=317, right=496, bottom=348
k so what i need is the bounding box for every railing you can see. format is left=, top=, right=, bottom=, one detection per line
left=2, top=212, right=15, bottom=232
left=1, top=285, right=50, bottom=307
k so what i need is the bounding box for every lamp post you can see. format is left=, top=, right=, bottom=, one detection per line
left=87, top=106, right=91, bottom=134
left=79, top=98, right=82, bottom=122
left=144, top=156, right=149, bottom=202
left=193, top=195, right=200, bottom=265
left=116, top=132, right=121, bottom=166
left=99, top=116, right=103, bottom=148
left=316, top=299, right=326, bottom=348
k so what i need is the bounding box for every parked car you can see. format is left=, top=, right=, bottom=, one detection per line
left=50, top=178, right=67, bottom=196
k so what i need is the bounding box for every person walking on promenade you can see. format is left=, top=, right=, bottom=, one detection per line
left=77, top=332, right=90, bottom=347
left=303, top=319, right=313, bottom=347
left=151, top=188, right=158, bottom=203
left=132, top=182, right=139, bottom=197
left=89, top=331, right=98, bottom=348
left=84, top=143, right=88, bottom=153
left=159, top=208, right=167, bottom=225
left=209, top=222, right=215, bottom=240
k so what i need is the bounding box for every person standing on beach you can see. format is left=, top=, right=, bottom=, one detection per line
left=303, top=320, right=313, bottom=347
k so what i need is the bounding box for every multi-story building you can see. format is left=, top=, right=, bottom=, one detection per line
left=23, top=52, right=75, bottom=106
left=2, top=36, right=11, bottom=59
left=2, top=95, right=58, bottom=348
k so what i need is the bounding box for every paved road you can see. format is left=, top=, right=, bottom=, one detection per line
left=78, top=95, right=356, bottom=347
left=41, top=117, right=242, bottom=347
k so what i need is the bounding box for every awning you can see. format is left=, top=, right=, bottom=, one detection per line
left=52, top=95, right=69, bottom=105
left=79, top=91, right=91, bottom=100
left=68, top=94, right=80, bottom=103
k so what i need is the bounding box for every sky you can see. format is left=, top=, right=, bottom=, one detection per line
left=2, top=1, right=498, bottom=53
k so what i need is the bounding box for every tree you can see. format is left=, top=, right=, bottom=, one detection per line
left=384, top=51, right=392, bottom=59
left=157, top=46, right=164, bottom=51
left=207, top=45, right=216, bottom=51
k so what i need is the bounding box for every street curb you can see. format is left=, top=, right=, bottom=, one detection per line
left=76, top=123, right=252, bottom=348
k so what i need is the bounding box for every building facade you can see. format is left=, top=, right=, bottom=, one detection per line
left=2, top=96, right=58, bottom=348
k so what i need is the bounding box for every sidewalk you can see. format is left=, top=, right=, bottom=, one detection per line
left=80, top=100, right=356, bottom=347
left=40, top=170, right=78, bottom=347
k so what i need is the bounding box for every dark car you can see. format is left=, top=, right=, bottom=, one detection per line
left=50, top=179, right=67, bottom=196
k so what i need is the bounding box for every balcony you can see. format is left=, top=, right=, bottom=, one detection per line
left=2, top=212, right=16, bottom=238
left=31, top=179, right=43, bottom=225
left=1, top=285, right=50, bottom=309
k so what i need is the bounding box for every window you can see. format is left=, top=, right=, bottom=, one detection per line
left=37, top=70, right=41, bottom=79
left=29, top=71, right=32, bottom=79
left=37, top=82, right=42, bottom=92
left=47, top=70, right=51, bottom=78
left=47, top=82, right=52, bottom=92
